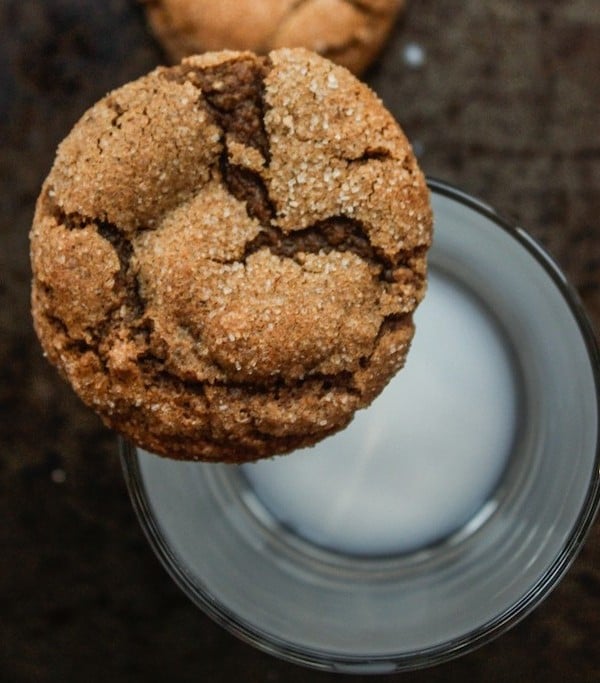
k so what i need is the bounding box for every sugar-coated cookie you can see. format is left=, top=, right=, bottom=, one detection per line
left=31, top=49, right=431, bottom=462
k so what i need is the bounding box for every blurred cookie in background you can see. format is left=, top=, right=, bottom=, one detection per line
left=141, top=0, right=405, bottom=75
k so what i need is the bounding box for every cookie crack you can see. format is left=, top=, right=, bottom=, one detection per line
left=45, top=196, right=149, bottom=333
left=214, top=216, right=395, bottom=283
left=220, top=158, right=275, bottom=225
left=95, top=222, right=145, bottom=321
left=39, top=302, right=110, bottom=373
left=43, top=309, right=95, bottom=353
left=210, top=371, right=361, bottom=396
left=204, top=212, right=421, bottom=288
left=359, top=312, right=411, bottom=369
left=138, top=350, right=361, bottom=396
left=161, top=56, right=278, bottom=226
left=343, top=147, right=393, bottom=164
left=166, top=56, right=272, bottom=160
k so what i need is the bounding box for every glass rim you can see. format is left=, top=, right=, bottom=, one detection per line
left=120, top=177, right=600, bottom=673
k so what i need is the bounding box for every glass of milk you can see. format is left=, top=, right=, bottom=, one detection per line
left=121, top=179, right=600, bottom=673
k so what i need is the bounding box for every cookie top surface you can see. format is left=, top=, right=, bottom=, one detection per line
left=143, top=0, right=405, bottom=75
left=31, top=48, right=432, bottom=462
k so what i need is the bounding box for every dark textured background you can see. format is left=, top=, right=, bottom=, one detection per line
left=1, top=1, right=599, bottom=681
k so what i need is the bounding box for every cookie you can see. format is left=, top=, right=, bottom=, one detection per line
left=142, top=0, right=405, bottom=75
left=30, top=48, right=432, bottom=463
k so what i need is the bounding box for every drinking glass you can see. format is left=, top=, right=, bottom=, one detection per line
left=121, top=179, right=600, bottom=674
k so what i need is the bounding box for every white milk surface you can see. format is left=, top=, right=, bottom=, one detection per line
left=243, top=270, right=518, bottom=556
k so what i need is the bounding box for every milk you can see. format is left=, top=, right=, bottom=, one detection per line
left=243, top=269, right=518, bottom=556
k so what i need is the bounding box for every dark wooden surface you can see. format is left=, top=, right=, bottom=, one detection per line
left=1, top=1, right=599, bottom=681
